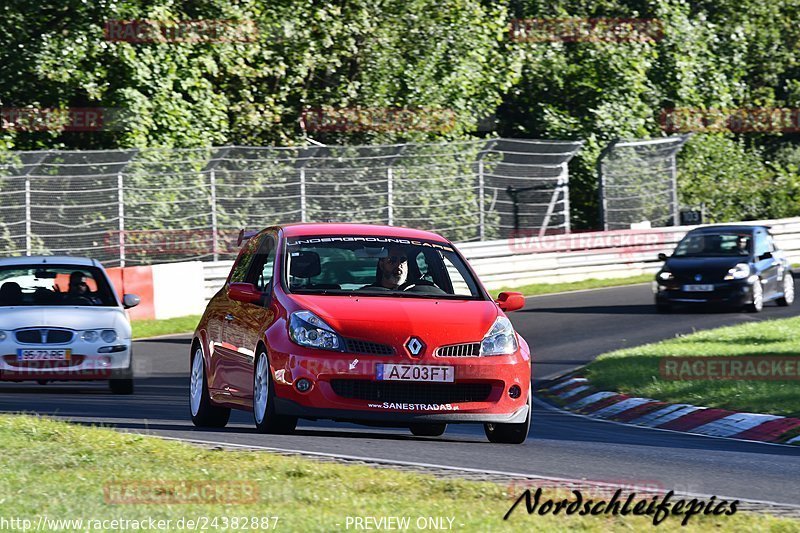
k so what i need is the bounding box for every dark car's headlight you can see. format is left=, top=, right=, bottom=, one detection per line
left=657, top=271, right=674, bottom=281
left=724, top=263, right=751, bottom=280
left=289, top=311, right=342, bottom=351
left=480, top=317, right=518, bottom=356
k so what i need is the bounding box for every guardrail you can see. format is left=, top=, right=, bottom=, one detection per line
left=201, top=217, right=800, bottom=296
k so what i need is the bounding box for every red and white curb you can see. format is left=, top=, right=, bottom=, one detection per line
left=540, top=373, right=800, bottom=446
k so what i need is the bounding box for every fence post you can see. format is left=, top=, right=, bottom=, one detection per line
left=210, top=170, right=218, bottom=260
left=597, top=139, right=618, bottom=231
left=387, top=167, right=393, bottom=226
left=300, top=167, right=307, bottom=223
left=478, top=160, right=485, bottom=240
left=118, top=171, right=125, bottom=268
left=670, top=155, right=679, bottom=226
left=24, top=178, right=31, bottom=256
left=561, top=162, right=571, bottom=234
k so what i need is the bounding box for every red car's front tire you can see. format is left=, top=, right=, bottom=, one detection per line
left=253, top=351, right=297, bottom=434
left=484, top=392, right=531, bottom=444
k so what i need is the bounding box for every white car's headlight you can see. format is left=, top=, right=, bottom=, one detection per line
left=657, top=271, right=674, bottom=281
left=480, top=316, right=518, bottom=356
left=101, top=329, right=118, bottom=343
left=0, top=330, right=6, bottom=341
left=724, top=263, right=751, bottom=280
left=289, top=311, right=342, bottom=351
left=81, top=330, right=99, bottom=342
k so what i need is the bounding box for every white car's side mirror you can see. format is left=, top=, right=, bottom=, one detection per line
left=122, top=294, right=140, bottom=309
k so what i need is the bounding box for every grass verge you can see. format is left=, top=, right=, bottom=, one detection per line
left=131, top=315, right=201, bottom=339
left=490, top=274, right=652, bottom=299
left=585, top=316, right=800, bottom=418
left=0, top=414, right=794, bottom=531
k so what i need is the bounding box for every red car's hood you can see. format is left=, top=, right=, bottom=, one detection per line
left=288, top=294, right=500, bottom=351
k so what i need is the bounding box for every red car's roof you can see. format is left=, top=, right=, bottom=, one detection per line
left=279, top=223, right=449, bottom=242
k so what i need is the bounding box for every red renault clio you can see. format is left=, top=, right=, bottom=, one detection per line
left=190, top=224, right=531, bottom=443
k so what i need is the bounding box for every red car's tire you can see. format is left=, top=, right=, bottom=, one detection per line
left=253, top=351, right=297, bottom=434
left=190, top=346, right=230, bottom=428
left=484, top=392, right=531, bottom=444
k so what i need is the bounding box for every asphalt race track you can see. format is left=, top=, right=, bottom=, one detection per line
left=1, top=283, right=799, bottom=509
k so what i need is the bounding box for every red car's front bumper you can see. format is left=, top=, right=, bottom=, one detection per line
left=267, top=343, right=531, bottom=424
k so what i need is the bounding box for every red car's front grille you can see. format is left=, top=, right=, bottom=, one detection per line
left=343, top=338, right=394, bottom=356
left=330, top=379, right=492, bottom=404
left=435, top=342, right=481, bottom=357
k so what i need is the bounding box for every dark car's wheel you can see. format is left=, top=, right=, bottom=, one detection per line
left=190, top=346, right=230, bottom=427
left=253, top=350, right=297, bottom=434
left=777, top=273, right=795, bottom=307
left=745, top=279, right=764, bottom=313
left=484, top=392, right=531, bottom=444
left=410, top=423, right=447, bottom=437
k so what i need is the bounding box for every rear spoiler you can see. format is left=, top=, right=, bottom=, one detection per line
left=236, top=229, right=259, bottom=247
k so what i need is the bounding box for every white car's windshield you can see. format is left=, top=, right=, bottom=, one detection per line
left=283, top=236, right=484, bottom=299
left=0, top=265, right=117, bottom=307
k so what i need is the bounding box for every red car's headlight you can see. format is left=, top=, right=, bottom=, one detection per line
left=480, top=317, right=518, bottom=356
left=288, top=310, right=343, bottom=351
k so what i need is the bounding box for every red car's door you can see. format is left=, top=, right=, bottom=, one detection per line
left=220, top=234, right=278, bottom=400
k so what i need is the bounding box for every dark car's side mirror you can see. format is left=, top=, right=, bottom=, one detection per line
left=657, top=253, right=669, bottom=261
left=759, top=251, right=773, bottom=261
left=122, top=294, right=140, bottom=309
left=496, top=291, right=525, bottom=312
left=228, top=282, right=263, bottom=304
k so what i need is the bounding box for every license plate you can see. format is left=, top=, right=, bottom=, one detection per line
left=17, top=349, right=71, bottom=361
left=683, top=284, right=714, bottom=292
left=377, top=364, right=454, bottom=383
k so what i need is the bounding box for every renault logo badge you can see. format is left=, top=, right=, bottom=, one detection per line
left=694, top=274, right=702, bottom=282
left=405, top=337, right=425, bottom=357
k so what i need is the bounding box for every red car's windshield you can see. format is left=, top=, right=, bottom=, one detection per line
left=283, top=236, right=484, bottom=299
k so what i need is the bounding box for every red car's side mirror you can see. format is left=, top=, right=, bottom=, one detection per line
left=228, top=282, right=263, bottom=304
left=495, top=291, right=525, bottom=312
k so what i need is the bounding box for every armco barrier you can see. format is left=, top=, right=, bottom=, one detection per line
left=108, top=261, right=206, bottom=320
left=199, top=217, right=800, bottom=295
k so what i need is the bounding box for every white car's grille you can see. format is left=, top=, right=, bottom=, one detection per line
left=15, top=328, right=74, bottom=344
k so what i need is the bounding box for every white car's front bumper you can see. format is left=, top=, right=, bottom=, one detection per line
left=0, top=337, right=131, bottom=381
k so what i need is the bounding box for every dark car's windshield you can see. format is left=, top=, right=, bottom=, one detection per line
left=672, top=232, right=752, bottom=258
left=283, top=236, right=483, bottom=299
left=0, top=265, right=117, bottom=306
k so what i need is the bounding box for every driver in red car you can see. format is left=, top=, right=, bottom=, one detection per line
left=375, top=245, right=409, bottom=289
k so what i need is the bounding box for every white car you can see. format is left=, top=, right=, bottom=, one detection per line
left=0, top=256, right=140, bottom=394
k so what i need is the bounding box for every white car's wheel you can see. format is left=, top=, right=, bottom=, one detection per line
left=189, top=346, right=230, bottom=427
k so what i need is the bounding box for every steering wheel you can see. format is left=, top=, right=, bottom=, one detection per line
left=399, top=279, right=437, bottom=291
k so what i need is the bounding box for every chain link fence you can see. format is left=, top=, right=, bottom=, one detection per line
left=598, top=135, right=691, bottom=231
left=0, top=139, right=582, bottom=266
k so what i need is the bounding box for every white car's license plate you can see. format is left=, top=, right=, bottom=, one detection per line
left=377, top=364, right=454, bottom=383
left=17, top=349, right=71, bottom=361
left=683, top=284, right=714, bottom=292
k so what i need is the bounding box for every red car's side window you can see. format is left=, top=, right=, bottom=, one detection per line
left=230, top=236, right=262, bottom=283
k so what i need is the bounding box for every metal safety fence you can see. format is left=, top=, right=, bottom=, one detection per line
left=598, top=135, right=691, bottom=230
left=0, top=139, right=582, bottom=266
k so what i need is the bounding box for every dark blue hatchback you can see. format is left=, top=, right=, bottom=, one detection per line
left=654, top=225, right=794, bottom=312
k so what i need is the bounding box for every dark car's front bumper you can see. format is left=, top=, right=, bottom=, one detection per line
left=654, top=279, right=755, bottom=307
